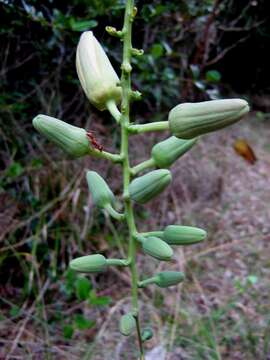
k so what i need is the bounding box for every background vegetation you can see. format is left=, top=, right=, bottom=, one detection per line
left=0, top=0, right=270, bottom=359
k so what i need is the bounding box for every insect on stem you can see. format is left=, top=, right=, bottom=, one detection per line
left=86, top=131, right=104, bottom=152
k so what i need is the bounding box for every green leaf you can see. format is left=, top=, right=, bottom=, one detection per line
left=63, top=324, right=74, bottom=339
left=63, top=269, right=77, bottom=297
left=89, top=290, right=111, bottom=306
left=6, top=162, right=24, bottom=178
left=31, top=158, right=43, bottom=168
left=247, top=275, right=258, bottom=285
left=69, top=19, right=98, bottom=32
left=75, top=276, right=92, bottom=301
left=150, top=44, right=164, bottom=59
left=74, top=314, right=95, bottom=330
left=10, top=305, right=20, bottom=317
left=205, top=70, right=221, bottom=83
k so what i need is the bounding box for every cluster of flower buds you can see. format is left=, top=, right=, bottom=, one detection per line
left=32, top=24, right=250, bottom=345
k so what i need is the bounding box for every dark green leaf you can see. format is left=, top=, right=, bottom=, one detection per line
left=74, top=314, right=95, bottom=330
left=63, top=324, right=74, bottom=339
left=206, top=70, right=221, bottom=83
left=75, top=276, right=92, bottom=301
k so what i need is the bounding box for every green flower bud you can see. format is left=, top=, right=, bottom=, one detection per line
left=69, top=254, right=107, bottom=273
left=151, top=136, right=197, bottom=168
left=76, top=31, right=121, bottom=111
left=155, top=271, right=185, bottom=288
left=142, top=236, right=173, bottom=261
left=163, top=225, right=207, bottom=245
left=86, top=171, right=115, bottom=208
left=142, top=328, right=154, bottom=342
left=169, top=99, right=249, bottom=139
left=129, top=169, right=172, bottom=204
left=32, top=115, right=91, bottom=158
left=119, top=313, right=136, bottom=336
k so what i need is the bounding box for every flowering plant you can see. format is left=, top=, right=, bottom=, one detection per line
left=33, top=1, right=249, bottom=358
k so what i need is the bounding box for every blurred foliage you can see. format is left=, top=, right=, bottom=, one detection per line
left=1, top=0, right=270, bottom=126
left=0, top=0, right=269, bottom=172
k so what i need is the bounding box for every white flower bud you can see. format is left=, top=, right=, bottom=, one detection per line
left=76, top=31, right=121, bottom=111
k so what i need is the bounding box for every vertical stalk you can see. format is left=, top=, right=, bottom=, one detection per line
left=120, top=0, right=144, bottom=358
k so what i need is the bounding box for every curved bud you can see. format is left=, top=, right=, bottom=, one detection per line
left=142, top=328, right=154, bottom=342
left=163, top=225, right=207, bottom=245
left=119, top=313, right=136, bottom=336
left=129, top=169, right=172, bottom=204
left=86, top=171, right=115, bottom=208
left=33, top=115, right=91, bottom=158
left=69, top=254, right=107, bottom=273
left=169, top=99, right=249, bottom=139
left=76, top=31, right=121, bottom=111
left=155, top=271, right=185, bottom=288
left=142, top=236, right=173, bottom=261
left=151, top=136, right=198, bottom=168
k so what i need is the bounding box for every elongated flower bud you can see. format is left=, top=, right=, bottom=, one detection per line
left=129, top=169, right=171, bottom=204
left=155, top=271, right=184, bottom=288
left=76, top=31, right=121, bottom=111
left=119, top=313, right=136, bottom=336
left=151, top=136, right=197, bottom=168
left=69, top=254, right=107, bottom=273
left=33, top=115, right=91, bottom=158
left=169, top=99, right=249, bottom=139
left=86, top=171, right=115, bottom=208
left=142, top=236, right=173, bottom=261
left=163, top=225, right=207, bottom=245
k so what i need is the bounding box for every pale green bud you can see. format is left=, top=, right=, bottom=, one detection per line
left=142, top=328, right=153, bottom=342
left=33, top=115, right=91, bottom=158
left=169, top=99, right=249, bottom=139
left=142, top=236, right=173, bottom=261
left=155, top=271, right=185, bottom=288
left=163, top=225, right=207, bottom=245
left=86, top=171, right=115, bottom=208
left=76, top=31, right=121, bottom=111
left=129, top=169, right=172, bottom=204
left=69, top=254, right=107, bottom=273
left=151, top=136, right=197, bottom=168
left=119, top=313, right=136, bottom=336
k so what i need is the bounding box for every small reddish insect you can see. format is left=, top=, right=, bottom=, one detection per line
left=86, top=131, right=104, bottom=152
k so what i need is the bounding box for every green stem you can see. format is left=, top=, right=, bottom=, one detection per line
left=138, top=276, right=158, bottom=288
left=128, top=121, right=169, bottom=134
left=120, top=1, right=144, bottom=358
left=139, top=231, right=164, bottom=239
left=131, top=158, right=155, bottom=176
left=134, top=234, right=146, bottom=243
left=106, top=258, right=130, bottom=266
left=91, top=148, right=123, bottom=163
left=104, top=204, right=125, bottom=221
